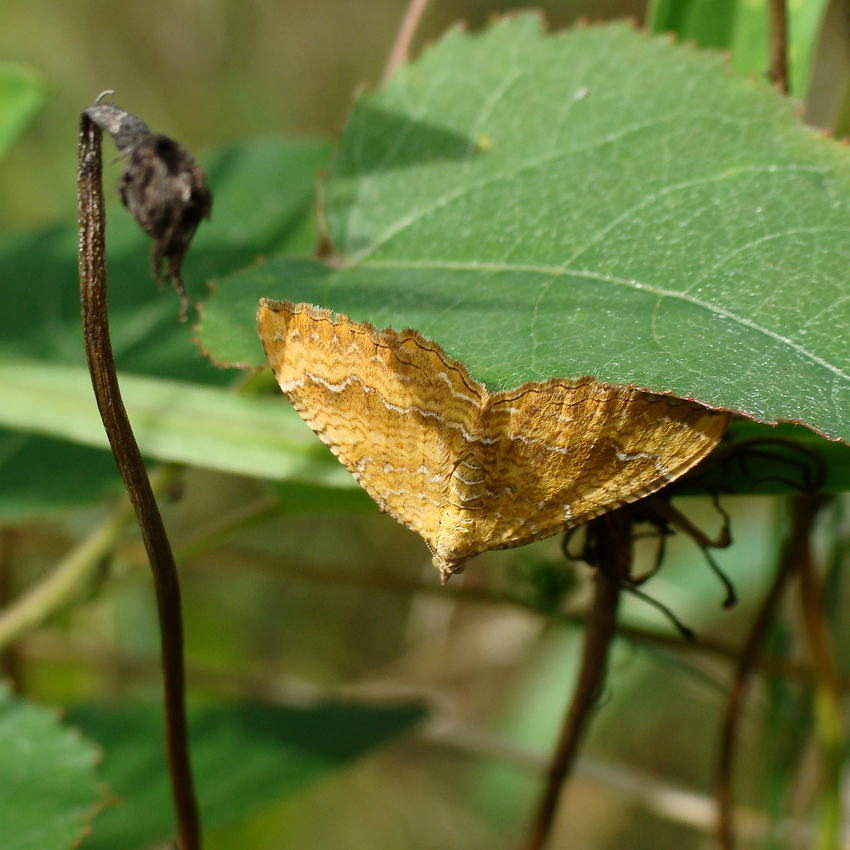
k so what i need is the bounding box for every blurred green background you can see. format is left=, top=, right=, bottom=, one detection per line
left=0, top=0, right=643, bottom=229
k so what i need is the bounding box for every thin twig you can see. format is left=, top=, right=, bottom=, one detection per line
left=172, top=494, right=280, bottom=564
left=0, top=468, right=176, bottom=651
left=523, top=509, right=632, bottom=850
left=78, top=114, right=200, bottom=850
left=176, top=541, right=850, bottom=690
left=715, top=495, right=828, bottom=850
left=421, top=719, right=801, bottom=843
left=797, top=523, right=843, bottom=850
left=767, top=0, right=790, bottom=93
left=13, top=627, right=837, bottom=847
left=381, top=0, right=432, bottom=86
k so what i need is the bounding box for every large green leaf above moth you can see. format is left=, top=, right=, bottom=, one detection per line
left=200, top=15, right=850, bottom=443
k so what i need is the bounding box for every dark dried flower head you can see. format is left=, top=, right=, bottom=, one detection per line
left=84, top=101, right=151, bottom=155
left=118, top=134, right=212, bottom=320
left=84, top=99, right=212, bottom=322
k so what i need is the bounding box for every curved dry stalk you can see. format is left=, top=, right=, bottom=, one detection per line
left=382, top=0, right=433, bottom=86
left=797, top=529, right=843, bottom=849
left=523, top=509, right=632, bottom=850
left=716, top=494, right=828, bottom=850
left=78, top=113, right=200, bottom=850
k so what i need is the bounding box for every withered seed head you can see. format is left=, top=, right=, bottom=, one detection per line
left=84, top=99, right=212, bottom=322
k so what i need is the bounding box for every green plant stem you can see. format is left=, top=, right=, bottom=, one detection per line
left=78, top=113, right=200, bottom=850
left=797, top=539, right=843, bottom=850
left=172, top=494, right=280, bottom=564
left=0, top=467, right=176, bottom=651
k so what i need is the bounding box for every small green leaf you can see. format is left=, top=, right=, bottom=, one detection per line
left=0, top=64, right=45, bottom=161
left=70, top=700, right=424, bottom=849
left=0, top=685, right=103, bottom=850
left=202, top=18, right=850, bottom=443
left=647, top=0, right=738, bottom=49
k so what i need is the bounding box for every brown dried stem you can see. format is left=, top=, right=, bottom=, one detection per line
left=382, top=0, right=432, bottom=86
left=797, top=525, right=843, bottom=849
left=715, top=495, right=827, bottom=850
left=523, top=509, right=632, bottom=850
left=767, top=0, right=790, bottom=93
left=78, top=114, right=200, bottom=850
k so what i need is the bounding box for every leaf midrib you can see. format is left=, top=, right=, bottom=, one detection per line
left=352, top=257, right=849, bottom=387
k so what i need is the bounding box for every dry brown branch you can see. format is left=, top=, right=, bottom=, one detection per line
left=715, top=495, right=828, bottom=849
left=523, top=509, right=632, bottom=850
left=382, top=0, right=432, bottom=86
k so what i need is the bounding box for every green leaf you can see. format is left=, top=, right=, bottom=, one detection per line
left=0, top=358, right=357, bottom=489
left=0, top=138, right=328, bottom=381
left=69, top=700, right=424, bottom=849
left=647, top=0, right=830, bottom=97
left=0, top=430, right=124, bottom=522
left=647, top=0, right=738, bottom=48
left=3, top=355, right=839, bottom=496
left=0, top=139, right=330, bottom=518
left=0, top=65, right=45, bottom=161
left=0, top=685, right=102, bottom=850
left=201, top=17, right=850, bottom=444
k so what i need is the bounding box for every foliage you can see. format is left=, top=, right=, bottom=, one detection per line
left=0, top=3, right=849, bottom=849
left=69, top=700, right=424, bottom=849
left=202, top=17, right=850, bottom=443
left=0, top=684, right=102, bottom=850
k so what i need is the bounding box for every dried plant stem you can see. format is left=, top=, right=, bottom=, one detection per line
left=78, top=114, right=200, bottom=850
left=797, top=537, right=843, bottom=850
left=382, top=0, right=432, bottom=86
left=716, top=495, right=827, bottom=850
left=523, top=510, right=632, bottom=850
left=767, top=0, right=790, bottom=93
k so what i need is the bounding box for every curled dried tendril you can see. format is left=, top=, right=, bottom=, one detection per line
left=84, top=96, right=212, bottom=321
